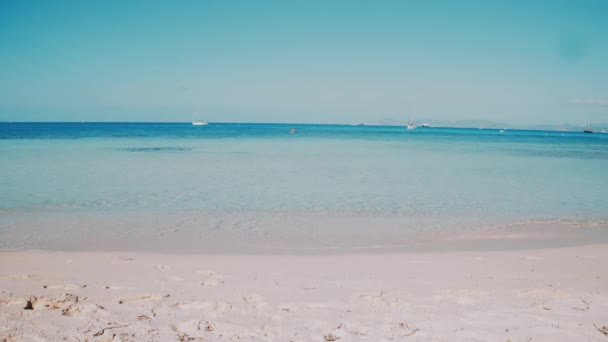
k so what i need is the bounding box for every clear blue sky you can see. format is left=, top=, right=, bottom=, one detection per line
left=0, top=0, right=607, bottom=125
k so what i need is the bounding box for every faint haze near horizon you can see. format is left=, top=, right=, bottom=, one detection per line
left=0, top=0, right=607, bottom=126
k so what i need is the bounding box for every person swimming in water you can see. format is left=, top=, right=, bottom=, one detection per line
left=289, top=128, right=296, bottom=134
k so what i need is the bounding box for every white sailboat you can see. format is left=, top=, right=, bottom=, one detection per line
left=406, top=113, right=417, bottom=130
left=192, top=104, right=208, bottom=126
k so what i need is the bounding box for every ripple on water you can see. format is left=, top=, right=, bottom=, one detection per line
left=114, top=147, right=194, bottom=152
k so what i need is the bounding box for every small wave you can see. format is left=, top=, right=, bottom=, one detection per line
left=114, top=147, right=194, bottom=152
left=500, top=218, right=608, bottom=228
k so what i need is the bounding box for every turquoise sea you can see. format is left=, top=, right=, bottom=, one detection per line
left=1, top=123, right=607, bottom=252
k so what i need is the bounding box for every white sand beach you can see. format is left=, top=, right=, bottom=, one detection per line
left=1, top=245, right=607, bottom=341
left=3, top=0, right=608, bottom=341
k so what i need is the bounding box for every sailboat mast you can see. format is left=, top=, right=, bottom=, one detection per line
left=409, top=105, right=413, bottom=125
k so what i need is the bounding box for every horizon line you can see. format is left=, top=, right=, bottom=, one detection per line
left=0, top=121, right=604, bottom=132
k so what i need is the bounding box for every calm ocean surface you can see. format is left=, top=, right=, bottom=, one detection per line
left=1, top=122, right=607, bottom=252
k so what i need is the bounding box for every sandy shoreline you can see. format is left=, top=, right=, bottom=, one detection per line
left=1, top=246, right=608, bottom=341
left=2, top=211, right=608, bottom=254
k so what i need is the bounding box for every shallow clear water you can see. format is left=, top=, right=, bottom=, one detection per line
left=1, top=123, right=607, bottom=252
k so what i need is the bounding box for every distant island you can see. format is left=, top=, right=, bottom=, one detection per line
left=363, top=118, right=608, bottom=132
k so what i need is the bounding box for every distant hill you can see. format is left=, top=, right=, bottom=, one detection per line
left=365, top=118, right=608, bottom=132
left=525, top=123, right=608, bottom=132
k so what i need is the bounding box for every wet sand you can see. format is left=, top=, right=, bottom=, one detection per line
left=2, top=211, right=607, bottom=253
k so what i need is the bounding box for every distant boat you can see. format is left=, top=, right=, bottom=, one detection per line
left=584, top=122, right=593, bottom=133
left=499, top=129, right=505, bottom=133
left=406, top=113, right=417, bottom=130
left=192, top=104, right=208, bottom=126
left=420, top=123, right=431, bottom=128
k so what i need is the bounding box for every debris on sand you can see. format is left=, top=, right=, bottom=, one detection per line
left=324, top=333, right=340, bottom=341
left=23, top=294, right=79, bottom=311
left=399, top=322, right=420, bottom=336
left=594, top=324, right=608, bottom=337
left=24, top=298, right=35, bottom=310
left=203, top=321, right=215, bottom=332
left=93, top=324, right=129, bottom=337
left=573, top=298, right=590, bottom=311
